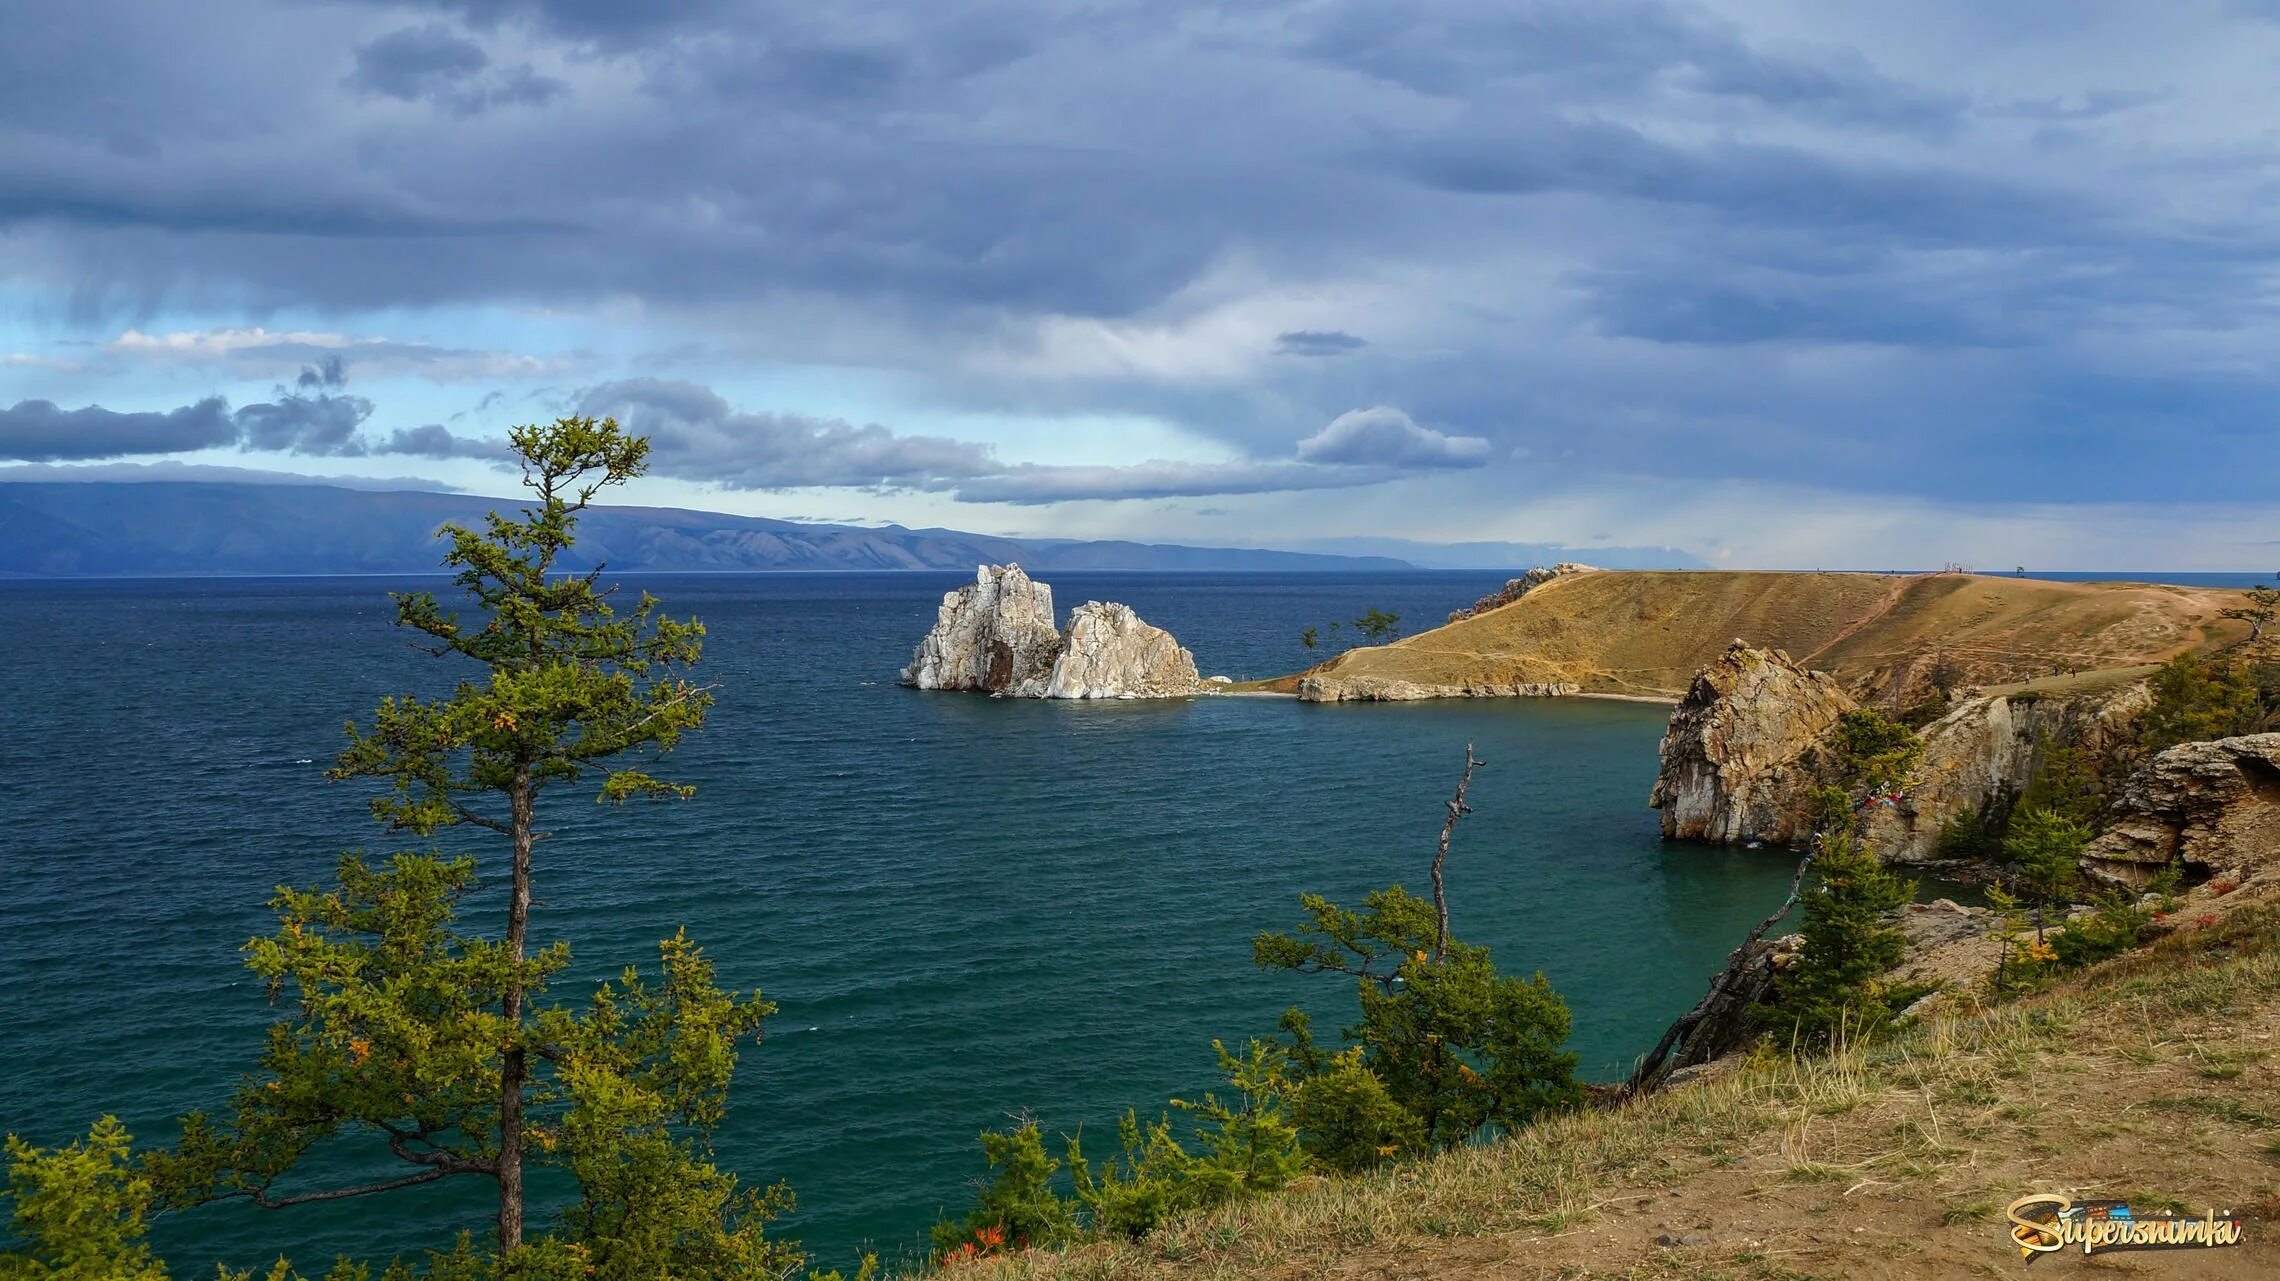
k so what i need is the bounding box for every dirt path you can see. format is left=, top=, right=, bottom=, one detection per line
left=1799, top=574, right=1916, bottom=667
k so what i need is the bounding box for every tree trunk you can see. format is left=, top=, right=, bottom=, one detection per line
left=1623, top=851, right=1813, bottom=1098
left=498, top=762, right=534, bottom=1253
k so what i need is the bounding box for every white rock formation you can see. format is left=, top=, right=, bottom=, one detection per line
left=899, top=563, right=1063, bottom=696
left=1045, top=601, right=1200, bottom=698
left=901, top=565, right=1201, bottom=699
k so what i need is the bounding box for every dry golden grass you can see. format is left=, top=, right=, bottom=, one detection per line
left=1299, top=570, right=2245, bottom=700
left=939, top=897, right=2280, bottom=1280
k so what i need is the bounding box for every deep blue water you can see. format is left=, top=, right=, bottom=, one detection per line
left=0, top=571, right=1813, bottom=1271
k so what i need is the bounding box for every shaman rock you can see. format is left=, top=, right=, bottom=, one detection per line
left=1649, top=641, right=1856, bottom=844
left=899, top=563, right=1063, bottom=696
left=1045, top=601, right=1201, bottom=698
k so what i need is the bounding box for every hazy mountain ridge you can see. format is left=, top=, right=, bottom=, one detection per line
left=0, top=482, right=1418, bottom=576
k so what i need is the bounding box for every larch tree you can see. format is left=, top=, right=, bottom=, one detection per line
left=142, top=419, right=799, bottom=1275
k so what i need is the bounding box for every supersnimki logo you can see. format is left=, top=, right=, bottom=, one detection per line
left=2006, top=1194, right=2245, bottom=1258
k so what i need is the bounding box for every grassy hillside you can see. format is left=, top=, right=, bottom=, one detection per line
left=1293, top=570, right=2247, bottom=701
left=950, top=900, right=2280, bottom=1280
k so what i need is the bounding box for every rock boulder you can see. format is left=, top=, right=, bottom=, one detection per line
left=899, top=563, right=1064, bottom=696
left=1649, top=641, right=1857, bottom=844
left=1045, top=601, right=1200, bottom=698
left=2082, top=733, right=2280, bottom=886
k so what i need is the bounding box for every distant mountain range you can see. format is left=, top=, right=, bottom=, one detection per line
left=0, top=481, right=1430, bottom=577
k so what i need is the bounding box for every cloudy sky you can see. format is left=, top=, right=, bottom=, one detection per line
left=4, top=0, right=2277, bottom=567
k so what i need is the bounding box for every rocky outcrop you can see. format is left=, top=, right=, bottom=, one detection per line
left=1649, top=642, right=1857, bottom=844
left=2082, top=734, right=2280, bottom=886
left=1445, top=562, right=1597, bottom=624
left=901, top=565, right=1200, bottom=700
left=1865, top=678, right=2150, bottom=864
left=1045, top=602, right=1200, bottom=698
left=1296, top=676, right=1579, bottom=703
left=900, top=564, right=1064, bottom=696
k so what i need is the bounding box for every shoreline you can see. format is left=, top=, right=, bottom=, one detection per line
left=1201, top=687, right=1679, bottom=705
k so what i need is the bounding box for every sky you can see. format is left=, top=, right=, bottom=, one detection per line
left=3, top=0, right=2277, bottom=568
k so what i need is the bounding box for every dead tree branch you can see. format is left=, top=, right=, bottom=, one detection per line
left=1432, top=742, right=1485, bottom=962
left=1622, top=846, right=1816, bottom=1099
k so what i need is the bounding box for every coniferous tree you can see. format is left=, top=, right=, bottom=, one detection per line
left=1253, top=746, right=1579, bottom=1153
left=2140, top=652, right=2263, bottom=753
left=1776, top=819, right=1912, bottom=1047
left=105, top=420, right=809, bottom=1277
left=2004, top=805, right=2090, bottom=941
left=1776, top=710, right=1923, bottom=1048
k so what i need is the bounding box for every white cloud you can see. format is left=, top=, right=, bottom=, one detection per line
left=109, top=327, right=562, bottom=381
left=1296, top=407, right=1492, bottom=468
left=2, top=353, right=80, bottom=372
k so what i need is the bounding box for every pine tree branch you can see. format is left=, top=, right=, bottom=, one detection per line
left=249, top=1166, right=470, bottom=1208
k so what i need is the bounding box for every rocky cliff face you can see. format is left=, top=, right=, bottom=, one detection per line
left=900, top=564, right=1064, bottom=696
left=1649, top=641, right=1857, bottom=844
left=901, top=565, right=1200, bottom=699
left=1045, top=601, right=1200, bottom=698
left=1445, top=562, right=1597, bottom=624
left=2082, top=733, right=2280, bottom=886
left=1865, top=678, right=2150, bottom=864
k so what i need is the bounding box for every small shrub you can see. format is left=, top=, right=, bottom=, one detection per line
left=2049, top=893, right=2153, bottom=968
left=932, top=1120, right=1080, bottom=1257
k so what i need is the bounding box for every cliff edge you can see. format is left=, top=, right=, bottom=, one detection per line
left=1289, top=568, right=2241, bottom=705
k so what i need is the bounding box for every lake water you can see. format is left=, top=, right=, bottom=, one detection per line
left=0, top=571, right=1813, bottom=1270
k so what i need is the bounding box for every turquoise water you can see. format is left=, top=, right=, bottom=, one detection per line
left=0, top=572, right=1802, bottom=1271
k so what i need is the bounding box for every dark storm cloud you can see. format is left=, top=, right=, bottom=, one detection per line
left=233, top=391, right=375, bottom=455
left=347, top=24, right=566, bottom=114
left=8, top=1, right=2280, bottom=511
left=1, top=370, right=420, bottom=462
left=0, top=397, right=236, bottom=461
left=374, top=423, right=515, bottom=460
left=349, top=24, right=487, bottom=99
left=296, top=354, right=348, bottom=390
left=1274, top=330, right=1368, bottom=357
left=574, top=379, right=1001, bottom=489
left=1292, top=0, right=1962, bottom=133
